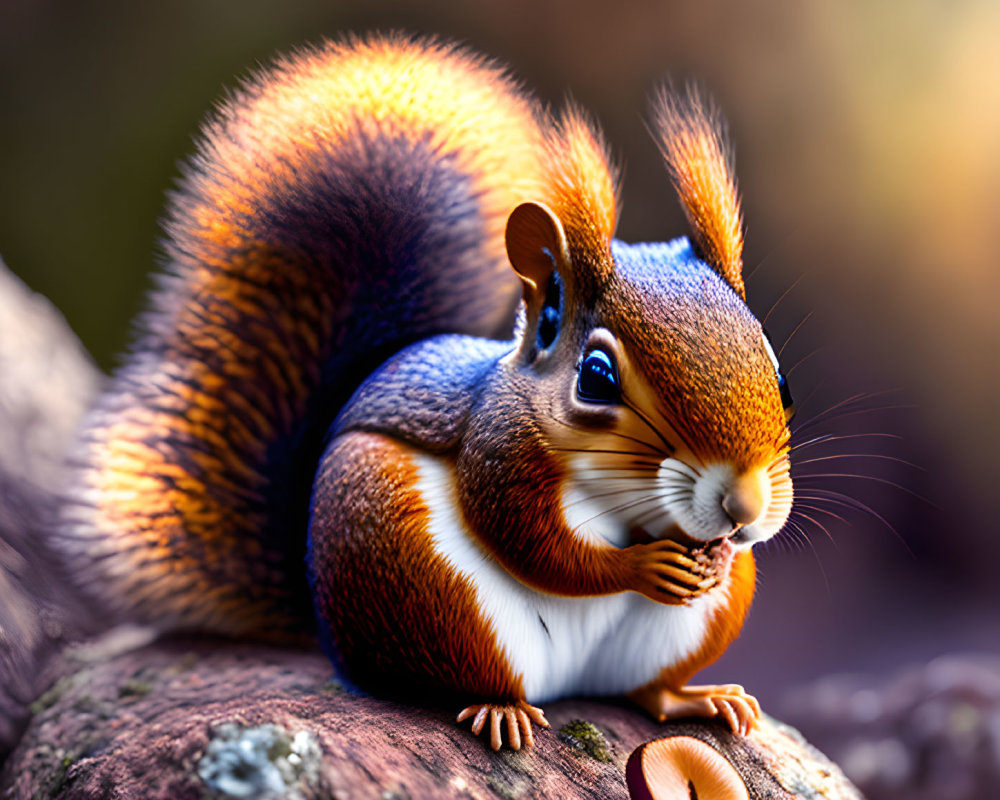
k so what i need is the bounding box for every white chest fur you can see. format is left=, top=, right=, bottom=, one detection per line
left=413, top=454, right=724, bottom=703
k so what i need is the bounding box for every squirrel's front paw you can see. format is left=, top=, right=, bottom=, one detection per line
left=629, top=539, right=717, bottom=605
left=456, top=700, right=549, bottom=751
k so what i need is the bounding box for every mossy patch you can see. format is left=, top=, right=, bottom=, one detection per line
left=28, top=676, right=73, bottom=715
left=486, top=774, right=531, bottom=800
left=29, top=748, right=77, bottom=800
left=118, top=679, right=154, bottom=699
left=558, top=719, right=614, bottom=763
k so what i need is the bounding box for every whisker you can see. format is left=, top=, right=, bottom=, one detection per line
left=792, top=509, right=837, bottom=546
left=658, top=460, right=700, bottom=482
left=632, top=508, right=676, bottom=528
left=623, top=391, right=709, bottom=470
left=792, top=501, right=852, bottom=527
left=790, top=389, right=905, bottom=434
left=793, top=453, right=924, bottom=471
left=548, top=413, right=665, bottom=456
left=793, top=493, right=867, bottom=518
left=550, top=446, right=662, bottom=463
left=793, top=404, right=915, bottom=436
left=792, top=390, right=890, bottom=426
left=562, top=486, right=687, bottom=512
left=789, top=432, right=903, bottom=453
left=793, top=472, right=934, bottom=506
left=769, top=523, right=795, bottom=553
left=799, top=523, right=834, bottom=601
left=784, top=347, right=825, bottom=378
left=778, top=310, right=814, bottom=360
left=744, top=229, right=801, bottom=285
left=620, top=395, right=676, bottom=456
left=629, top=496, right=690, bottom=529
left=794, top=489, right=913, bottom=556
left=568, top=491, right=682, bottom=536
left=569, top=482, right=642, bottom=494
left=567, top=500, right=658, bottom=536
left=561, top=462, right=664, bottom=479
left=762, top=273, right=805, bottom=326
left=767, top=454, right=792, bottom=474
left=779, top=518, right=810, bottom=552
left=572, top=471, right=663, bottom=483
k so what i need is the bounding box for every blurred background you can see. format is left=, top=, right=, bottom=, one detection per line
left=0, top=0, right=997, bottom=792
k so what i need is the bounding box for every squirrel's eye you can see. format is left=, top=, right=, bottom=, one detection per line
left=536, top=270, right=561, bottom=351
left=778, top=371, right=795, bottom=422
left=577, top=348, right=621, bottom=404
left=762, top=329, right=794, bottom=423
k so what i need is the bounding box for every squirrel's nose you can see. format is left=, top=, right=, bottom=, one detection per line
left=722, top=470, right=766, bottom=527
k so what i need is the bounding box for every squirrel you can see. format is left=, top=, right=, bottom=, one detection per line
left=56, top=33, right=796, bottom=751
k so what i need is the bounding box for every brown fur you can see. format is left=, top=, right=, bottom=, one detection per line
left=310, top=432, right=523, bottom=702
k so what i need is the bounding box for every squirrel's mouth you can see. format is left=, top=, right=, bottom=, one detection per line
left=629, top=522, right=743, bottom=548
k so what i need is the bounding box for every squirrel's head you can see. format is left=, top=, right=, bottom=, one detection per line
left=503, top=90, right=793, bottom=550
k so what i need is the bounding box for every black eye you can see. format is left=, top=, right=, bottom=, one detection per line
left=777, top=372, right=792, bottom=407
left=536, top=271, right=561, bottom=351
left=762, top=328, right=794, bottom=422
left=777, top=371, right=794, bottom=422
left=577, top=348, right=621, bottom=404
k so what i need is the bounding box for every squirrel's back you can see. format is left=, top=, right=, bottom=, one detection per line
left=59, top=34, right=587, bottom=638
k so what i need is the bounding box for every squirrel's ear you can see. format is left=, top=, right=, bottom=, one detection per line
left=651, top=86, right=746, bottom=299
left=505, top=201, right=569, bottom=305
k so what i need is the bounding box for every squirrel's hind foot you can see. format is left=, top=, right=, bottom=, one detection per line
left=456, top=700, right=549, bottom=751
left=628, top=682, right=761, bottom=736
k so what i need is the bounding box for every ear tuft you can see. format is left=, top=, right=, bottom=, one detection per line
left=651, top=85, right=745, bottom=298
left=548, top=103, right=620, bottom=247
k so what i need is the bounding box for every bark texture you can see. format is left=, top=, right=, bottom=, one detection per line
left=2, top=635, right=861, bottom=799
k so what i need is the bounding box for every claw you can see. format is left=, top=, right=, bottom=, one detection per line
left=457, top=700, right=548, bottom=750
left=628, top=682, right=762, bottom=735
left=713, top=697, right=737, bottom=731
left=653, top=562, right=706, bottom=588
left=632, top=540, right=721, bottom=605
left=489, top=708, right=503, bottom=751
left=515, top=707, right=534, bottom=748
left=523, top=703, right=549, bottom=728
left=464, top=705, right=488, bottom=735
left=504, top=707, right=521, bottom=750
left=664, top=552, right=700, bottom=571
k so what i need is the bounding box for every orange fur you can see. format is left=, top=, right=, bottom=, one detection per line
left=183, top=35, right=552, bottom=281
left=651, top=86, right=745, bottom=297
left=654, top=548, right=756, bottom=690
left=310, top=432, right=524, bottom=702
left=606, top=281, right=788, bottom=468
left=546, top=104, right=620, bottom=261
